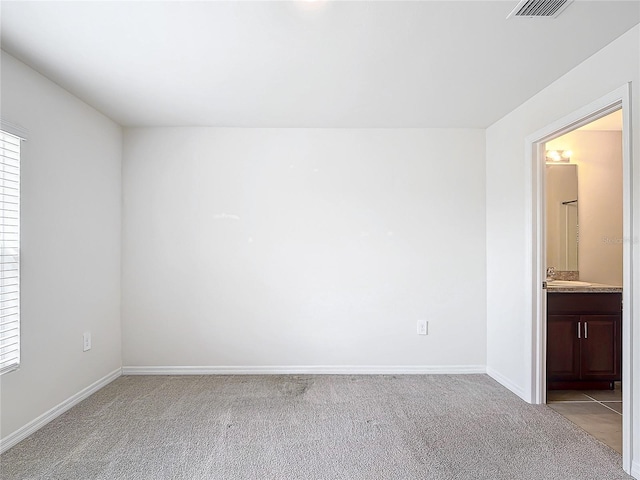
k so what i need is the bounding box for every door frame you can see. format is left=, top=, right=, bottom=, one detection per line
left=525, top=83, right=633, bottom=472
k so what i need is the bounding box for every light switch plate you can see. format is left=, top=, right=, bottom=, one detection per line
left=83, top=332, right=91, bottom=351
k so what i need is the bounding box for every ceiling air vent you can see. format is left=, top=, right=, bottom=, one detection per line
left=507, top=0, right=573, bottom=19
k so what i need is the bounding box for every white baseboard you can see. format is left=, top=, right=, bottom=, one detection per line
left=631, top=460, right=640, bottom=479
left=486, top=366, right=528, bottom=402
left=122, top=364, right=487, bottom=375
left=0, top=368, right=122, bottom=454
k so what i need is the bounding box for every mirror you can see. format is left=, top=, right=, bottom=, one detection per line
left=546, top=164, right=578, bottom=271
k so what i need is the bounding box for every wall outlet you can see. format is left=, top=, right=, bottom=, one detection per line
left=417, top=319, right=428, bottom=335
left=83, top=332, right=92, bottom=352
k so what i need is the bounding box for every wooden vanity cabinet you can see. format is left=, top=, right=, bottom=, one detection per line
left=547, top=292, right=621, bottom=390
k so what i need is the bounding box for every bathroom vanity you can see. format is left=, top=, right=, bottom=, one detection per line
left=547, top=283, right=622, bottom=390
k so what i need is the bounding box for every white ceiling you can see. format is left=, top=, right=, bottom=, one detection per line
left=1, top=1, right=638, bottom=128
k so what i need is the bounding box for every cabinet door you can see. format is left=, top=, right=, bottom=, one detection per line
left=580, top=315, right=620, bottom=380
left=547, top=315, right=581, bottom=381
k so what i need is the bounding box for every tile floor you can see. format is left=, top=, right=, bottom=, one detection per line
left=547, top=386, right=622, bottom=453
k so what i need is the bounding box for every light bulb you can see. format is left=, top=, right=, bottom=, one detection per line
left=547, top=150, right=561, bottom=161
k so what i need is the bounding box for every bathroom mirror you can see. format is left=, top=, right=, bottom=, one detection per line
left=546, top=164, right=578, bottom=271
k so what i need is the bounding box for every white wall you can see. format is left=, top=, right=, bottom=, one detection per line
left=0, top=52, right=122, bottom=439
left=486, top=24, right=640, bottom=471
left=122, top=128, right=486, bottom=370
left=546, top=130, right=623, bottom=286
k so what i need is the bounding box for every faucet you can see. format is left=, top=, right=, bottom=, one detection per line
left=546, top=266, right=556, bottom=280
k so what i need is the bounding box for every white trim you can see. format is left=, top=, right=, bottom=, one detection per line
left=122, top=365, right=487, bottom=376
left=525, top=83, right=634, bottom=473
left=0, top=368, right=122, bottom=454
left=631, top=460, right=640, bottom=479
left=619, top=87, right=634, bottom=476
left=0, top=120, right=28, bottom=140
left=486, top=366, right=528, bottom=402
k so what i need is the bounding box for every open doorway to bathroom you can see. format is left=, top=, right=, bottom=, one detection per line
left=544, top=109, right=623, bottom=454
left=528, top=84, right=633, bottom=473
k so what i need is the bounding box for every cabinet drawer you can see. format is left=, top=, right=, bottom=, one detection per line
left=547, top=293, right=621, bottom=315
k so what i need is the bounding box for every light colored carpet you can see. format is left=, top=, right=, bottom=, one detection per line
left=0, top=374, right=632, bottom=479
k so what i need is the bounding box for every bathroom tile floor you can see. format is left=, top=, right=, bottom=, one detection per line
left=547, top=386, right=622, bottom=454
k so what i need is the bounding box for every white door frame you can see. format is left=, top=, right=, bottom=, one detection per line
left=525, top=83, right=633, bottom=473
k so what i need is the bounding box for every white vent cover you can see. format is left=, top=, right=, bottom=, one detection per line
left=507, top=0, right=573, bottom=18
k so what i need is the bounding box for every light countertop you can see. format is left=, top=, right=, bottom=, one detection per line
left=546, top=281, right=622, bottom=293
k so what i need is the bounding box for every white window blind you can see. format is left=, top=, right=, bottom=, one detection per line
left=0, top=130, right=20, bottom=374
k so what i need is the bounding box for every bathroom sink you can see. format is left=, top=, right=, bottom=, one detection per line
left=547, top=280, right=592, bottom=287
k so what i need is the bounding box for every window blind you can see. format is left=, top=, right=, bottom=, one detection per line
left=0, top=130, right=20, bottom=375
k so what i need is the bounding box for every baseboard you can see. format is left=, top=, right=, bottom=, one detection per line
left=631, top=460, right=640, bottom=479
left=486, top=366, right=528, bottom=402
left=0, top=367, right=122, bottom=454
left=123, top=364, right=487, bottom=375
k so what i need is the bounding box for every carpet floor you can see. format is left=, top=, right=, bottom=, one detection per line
left=0, top=374, right=632, bottom=479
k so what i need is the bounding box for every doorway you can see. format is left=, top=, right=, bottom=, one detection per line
left=526, top=84, right=634, bottom=473
left=543, top=110, right=623, bottom=453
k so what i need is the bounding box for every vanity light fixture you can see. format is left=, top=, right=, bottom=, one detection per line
left=546, top=149, right=572, bottom=163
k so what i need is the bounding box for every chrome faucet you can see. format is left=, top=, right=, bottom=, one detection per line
left=546, top=266, right=556, bottom=280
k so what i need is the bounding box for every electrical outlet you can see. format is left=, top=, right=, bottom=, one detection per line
left=83, top=332, right=91, bottom=352
left=417, top=320, right=428, bottom=335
